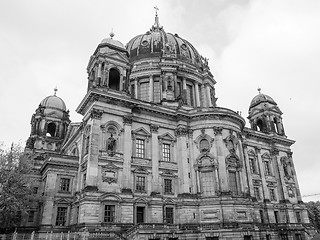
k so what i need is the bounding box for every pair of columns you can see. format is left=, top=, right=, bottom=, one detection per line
left=132, top=75, right=214, bottom=107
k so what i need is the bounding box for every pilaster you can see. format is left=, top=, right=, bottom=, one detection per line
left=255, top=147, right=269, bottom=200
left=149, top=75, right=154, bottom=102
left=214, top=127, right=227, bottom=192
left=194, top=83, right=200, bottom=107
left=175, top=127, right=189, bottom=193
left=122, top=115, right=133, bottom=191
left=150, top=124, right=160, bottom=193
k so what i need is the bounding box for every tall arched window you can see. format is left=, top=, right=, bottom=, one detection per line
left=109, top=68, right=120, bottom=90
left=47, top=122, right=56, bottom=137
left=256, top=119, right=265, bottom=132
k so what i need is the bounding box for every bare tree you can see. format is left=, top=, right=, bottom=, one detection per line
left=0, top=142, right=40, bottom=230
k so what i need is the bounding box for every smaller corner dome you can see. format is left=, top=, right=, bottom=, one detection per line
left=40, top=95, right=67, bottom=112
left=249, top=93, right=277, bottom=109
left=99, top=37, right=126, bottom=51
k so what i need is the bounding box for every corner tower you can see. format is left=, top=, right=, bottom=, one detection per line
left=26, top=89, right=70, bottom=152
left=248, top=88, right=285, bottom=135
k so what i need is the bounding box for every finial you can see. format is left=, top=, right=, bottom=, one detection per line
left=54, top=87, right=58, bottom=96
left=257, top=87, right=261, bottom=94
left=153, top=6, right=160, bottom=29
left=110, top=28, right=114, bottom=39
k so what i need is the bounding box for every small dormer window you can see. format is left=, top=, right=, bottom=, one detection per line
left=109, top=68, right=120, bottom=90
left=46, top=122, right=56, bottom=137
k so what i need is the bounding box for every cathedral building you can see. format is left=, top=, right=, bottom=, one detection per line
left=24, top=13, right=313, bottom=240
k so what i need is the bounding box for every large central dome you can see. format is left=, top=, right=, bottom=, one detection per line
left=126, top=14, right=202, bottom=68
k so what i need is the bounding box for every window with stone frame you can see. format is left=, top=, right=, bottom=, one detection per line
left=201, top=170, right=215, bottom=196
left=264, top=160, right=272, bottom=176
left=229, top=171, right=238, bottom=195
left=186, top=84, right=194, bottom=106
left=164, top=206, right=174, bottom=224
left=295, top=211, right=302, bottom=223
left=132, top=127, right=151, bottom=159
left=164, top=178, right=173, bottom=194
left=136, top=138, right=145, bottom=158
left=269, top=188, right=277, bottom=201
left=162, top=143, right=171, bottom=161
left=261, top=153, right=273, bottom=176
left=158, top=133, right=175, bottom=162
left=135, top=175, right=146, bottom=192
left=104, top=205, right=115, bottom=223
left=28, top=210, right=35, bottom=222
left=249, top=156, right=259, bottom=174
left=56, top=206, right=68, bottom=226
left=254, top=186, right=261, bottom=200
left=60, top=177, right=71, bottom=192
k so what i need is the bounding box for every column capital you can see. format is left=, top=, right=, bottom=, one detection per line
left=123, top=115, right=133, bottom=125
left=90, top=108, right=103, bottom=120
left=270, top=147, right=279, bottom=156
left=213, top=126, right=223, bottom=136
left=150, top=124, right=159, bottom=133
left=175, top=127, right=188, bottom=137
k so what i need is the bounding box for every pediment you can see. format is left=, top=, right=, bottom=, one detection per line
left=54, top=198, right=72, bottom=205
left=100, top=193, right=122, bottom=202
left=247, top=149, right=256, bottom=156
left=132, top=127, right=151, bottom=137
left=135, top=197, right=149, bottom=204
left=261, top=152, right=271, bottom=159
left=132, top=166, right=149, bottom=174
left=158, top=132, right=175, bottom=141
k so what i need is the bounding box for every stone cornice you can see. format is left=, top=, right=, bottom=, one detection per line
left=243, top=127, right=295, bottom=147
left=76, top=90, right=245, bottom=129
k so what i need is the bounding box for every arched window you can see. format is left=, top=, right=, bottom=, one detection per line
left=109, top=68, right=120, bottom=90
left=273, top=117, right=280, bottom=134
left=46, top=122, right=56, bottom=137
left=256, top=119, right=265, bottom=132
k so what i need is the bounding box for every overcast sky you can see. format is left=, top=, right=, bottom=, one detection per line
left=1, top=0, right=319, bottom=201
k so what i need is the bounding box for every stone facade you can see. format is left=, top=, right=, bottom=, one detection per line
left=23, top=14, right=314, bottom=240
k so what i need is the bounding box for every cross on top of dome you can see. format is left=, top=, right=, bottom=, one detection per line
left=152, top=6, right=162, bottom=30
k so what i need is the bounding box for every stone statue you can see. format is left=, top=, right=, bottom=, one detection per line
left=107, top=133, right=116, bottom=155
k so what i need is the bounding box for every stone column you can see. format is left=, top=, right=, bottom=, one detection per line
left=214, top=127, right=228, bottom=192
left=85, top=108, right=103, bottom=189
left=122, top=115, right=133, bottom=191
left=105, top=69, right=110, bottom=87
left=201, top=84, right=206, bottom=107
left=97, top=62, right=102, bottom=86
left=174, top=73, right=178, bottom=98
left=242, top=144, right=254, bottom=197
left=150, top=124, right=160, bottom=193
left=237, top=137, right=249, bottom=194
left=134, top=78, right=138, bottom=99
left=120, top=73, right=123, bottom=91
left=194, top=83, right=200, bottom=107
left=256, top=147, right=269, bottom=200
left=272, top=148, right=289, bottom=201
left=175, top=127, right=189, bottom=193
left=288, top=152, right=302, bottom=202
left=182, top=77, right=187, bottom=103
left=206, top=85, right=212, bottom=107
left=149, top=75, right=154, bottom=102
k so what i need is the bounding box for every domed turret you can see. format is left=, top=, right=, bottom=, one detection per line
left=26, top=88, right=71, bottom=151
left=248, top=88, right=285, bottom=135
